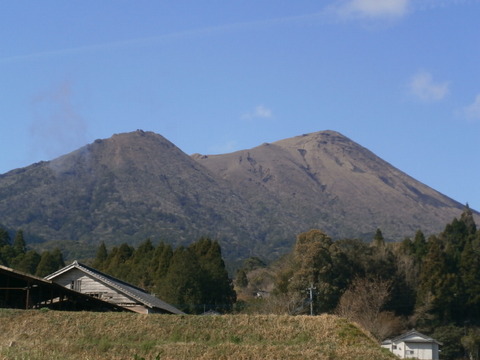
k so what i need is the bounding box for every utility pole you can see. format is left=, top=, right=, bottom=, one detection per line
left=306, top=283, right=316, bottom=316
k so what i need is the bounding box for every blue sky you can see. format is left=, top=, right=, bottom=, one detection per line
left=1, top=0, right=479, bottom=211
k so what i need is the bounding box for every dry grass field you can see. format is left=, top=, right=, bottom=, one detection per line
left=0, top=309, right=396, bottom=360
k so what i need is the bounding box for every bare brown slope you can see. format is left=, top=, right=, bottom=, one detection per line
left=194, top=131, right=477, bottom=241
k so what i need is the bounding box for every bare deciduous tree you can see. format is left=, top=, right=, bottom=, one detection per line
left=336, top=276, right=403, bottom=340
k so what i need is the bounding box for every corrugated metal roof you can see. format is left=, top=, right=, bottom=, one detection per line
left=46, top=261, right=184, bottom=314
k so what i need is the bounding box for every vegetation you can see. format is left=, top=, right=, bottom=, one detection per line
left=2, top=206, right=479, bottom=359
left=235, top=207, right=480, bottom=359
left=0, top=310, right=396, bottom=360
left=92, top=237, right=236, bottom=314
left=0, top=227, right=65, bottom=276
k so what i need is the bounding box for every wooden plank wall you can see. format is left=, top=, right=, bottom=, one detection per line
left=52, top=268, right=140, bottom=306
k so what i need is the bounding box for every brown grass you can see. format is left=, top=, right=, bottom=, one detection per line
left=0, top=309, right=396, bottom=360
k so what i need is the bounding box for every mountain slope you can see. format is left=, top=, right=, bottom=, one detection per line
left=194, top=131, right=476, bottom=241
left=0, top=130, right=267, bottom=260
left=0, top=130, right=477, bottom=262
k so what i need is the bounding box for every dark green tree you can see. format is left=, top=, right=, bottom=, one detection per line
left=412, top=230, right=427, bottom=262
left=12, top=230, right=26, bottom=255
left=104, top=243, right=134, bottom=280
left=156, top=246, right=203, bottom=313
left=92, top=242, right=108, bottom=269
left=236, top=269, right=249, bottom=288
left=189, top=238, right=236, bottom=312
left=460, top=231, right=480, bottom=321
left=12, top=250, right=41, bottom=274
left=35, top=250, right=64, bottom=277
left=432, top=325, right=465, bottom=360
left=127, top=239, right=156, bottom=289
left=0, top=226, right=10, bottom=247
left=417, top=235, right=462, bottom=325
left=372, top=228, right=385, bottom=249
left=153, top=242, right=173, bottom=280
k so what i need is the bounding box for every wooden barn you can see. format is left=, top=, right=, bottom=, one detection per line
left=0, top=265, right=126, bottom=311
left=45, top=261, right=183, bottom=314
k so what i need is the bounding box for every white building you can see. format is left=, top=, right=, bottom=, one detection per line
left=382, top=329, right=442, bottom=360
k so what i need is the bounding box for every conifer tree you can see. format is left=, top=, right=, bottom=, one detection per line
left=153, top=242, right=173, bottom=280
left=373, top=228, right=385, bottom=249
left=156, top=246, right=203, bottom=313
left=413, top=230, right=427, bottom=262
left=0, top=226, right=11, bottom=247
left=417, top=235, right=462, bottom=324
left=92, top=242, right=108, bottom=269
left=35, top=250, right=64, bottom=277
left=129, top=239, right=155, bottom=289
left=12, top=230, right=26, bottom=255
left=12, top=250, right=41, bottom=274
left=189, top=237, right=236, bottom=312
left=236, top=269, right=248, bottom=288
left=460, top=231, right=480, bottom=320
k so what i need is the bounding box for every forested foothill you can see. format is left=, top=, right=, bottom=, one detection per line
left=235, top=206, right=480, bottom=360
left=1, top=207, right=479, bottom=359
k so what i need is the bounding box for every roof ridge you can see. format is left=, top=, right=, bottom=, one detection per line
left=73, top=262, right=155, bottom=307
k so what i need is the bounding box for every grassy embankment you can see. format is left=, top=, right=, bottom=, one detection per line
left=0, top=309, right=396, bottom=360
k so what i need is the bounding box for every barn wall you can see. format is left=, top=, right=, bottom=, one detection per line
left=51, top=269, right=139, bottom=306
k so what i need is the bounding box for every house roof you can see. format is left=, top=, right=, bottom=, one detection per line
left=0, top=265, right=127, bottom=312
left=45, top=261, right=184, bottom=314
left=383, top=329, right=442, bottom=346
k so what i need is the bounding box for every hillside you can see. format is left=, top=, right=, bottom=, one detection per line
left=0, top=310, right=397, bottom=360
left=195, top=130, right=475, bottom=242
left=0, top=130, right=266, bottom=260
left=0, top=129, right=477, bottom=262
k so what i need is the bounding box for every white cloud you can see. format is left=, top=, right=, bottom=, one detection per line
left=409, top=71, right=449, bottom=102
left=241, top=105, right=273, bottom=120
left=331, top=0, right=410, bottom=19
left=464, top=94, right=480, bottom=122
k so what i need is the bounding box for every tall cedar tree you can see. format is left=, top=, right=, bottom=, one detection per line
left=35, top=249, right=65, bottom=277
left=156, top=246, right=204, bottom=314
left=12, top=230, right=26, bottom=255
left=92, top=241, right=108, bottom=269
left=460, top=231, right=480, bottom=321
left=0, top=226, right=10, bottom=247
left=189, top=237, right=236, bottom=312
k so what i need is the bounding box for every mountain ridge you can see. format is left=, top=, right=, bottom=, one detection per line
left=0, top=129, right=477, bottom=262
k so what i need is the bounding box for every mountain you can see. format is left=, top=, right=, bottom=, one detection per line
left=0, top=130, right=477, bottom=262
left=0, top=131, right=267, bottom=260
left=195, top=131, right=478, bottom=243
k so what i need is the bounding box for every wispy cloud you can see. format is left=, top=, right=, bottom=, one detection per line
left=0, top=14, right=323, bottom=64
left=328, top=0, right=410, bottom=20
left=463, top=94, right=480, bottom=122
left=241, top=105, right=273, bottom=120
left=1, top=0, right=476, bottom=64
left=409, top=71, right=449, bottom=102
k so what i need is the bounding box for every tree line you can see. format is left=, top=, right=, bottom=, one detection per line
left=91, top=237, right=236, bottom=314
left=0, top=228, right=65, bottom=277
left=236, top=207, right=480, bottom=360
